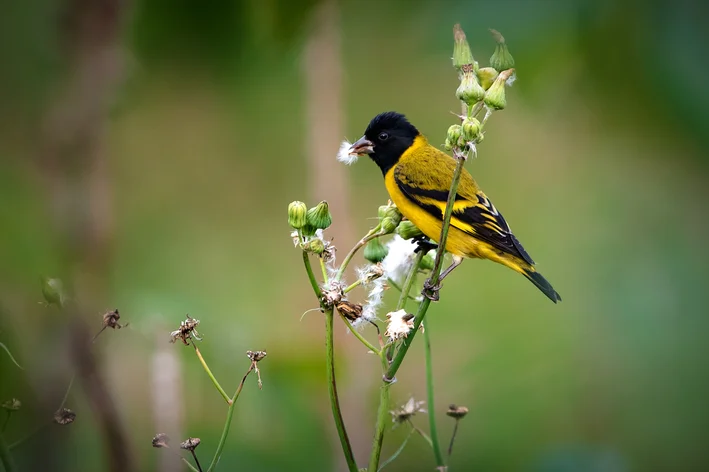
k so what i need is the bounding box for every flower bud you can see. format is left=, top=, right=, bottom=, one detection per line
left=483, top=71, right=510, bottom=110
left=41, top=276, right=66, bottom=308
left=476, top=67, right=499, bottom=90
left=381, top=217, right=398, bottom=234
left=300, top=224, right=317, bottom=237
left=452, top=24, right=475, bottom=69
left=443, top=138, right=454, bottom=151
left=364, top=238, right=388, bottom=263
left=461, top=118, right=481, bottom=142
left=456, top=71, right=486, bottom=106
left=446, top=124, right=462, bottom=145
left=489, top=29, right=515, bottom=72
left=304, top=238, right=325, bottom=255
left=446, top=404, right=470, bottom=419
left=420, top=253, right=435, bottom=271
left=306, top=201, right=332, bottom=230
left=396, top=221, right=424, bottom=240
left=287, top=201, right=307, bottom=229
left=378, top=203, right=402, bottom=226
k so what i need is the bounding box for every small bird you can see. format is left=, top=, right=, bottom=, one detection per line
left=349, top=111, right=561, bottom=303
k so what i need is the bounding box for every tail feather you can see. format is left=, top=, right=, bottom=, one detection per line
left=522, top=268, right=561, bottom=303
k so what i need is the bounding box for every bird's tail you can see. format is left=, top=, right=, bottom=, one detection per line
left=522, top=268, right=562, bottom=304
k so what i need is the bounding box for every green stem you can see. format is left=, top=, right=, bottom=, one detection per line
left=324, top=309, right=358, bottom=471
left=386, top=279, right=419, bottom=301
left=343, top=279, right=362, bottom=294
left=447, top=419, right=460, bottom=459
left=338, top=313, right=380, bottom=355
left=377, top=429, right=413, bottom=471
left=319, top=257, right=329, bottom=283
left=411, top=424, right=434, bottom=448
left=302, top=251, right=323, bottom=298
left=334, top=229, right=382, bottom=282
left=368, top=354, right=392, bottom=472
left=182, top=457, right=200, bottom=472
left=0, top=431, right=16, bottom=472
left=385, top=150, right=466, bottom=382
left=423, top=323, right=444, bottom=467
left=207, top=364, right=255, bottom=471
left=385, top=253, right=425, bottom=366
left=58, top=372, right=75, bottom=410
left=194, top=347, right=231, bottom=405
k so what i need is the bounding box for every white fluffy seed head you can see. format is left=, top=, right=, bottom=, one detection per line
left=336, top=140, right=359, bottom=165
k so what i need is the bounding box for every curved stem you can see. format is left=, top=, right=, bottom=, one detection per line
left=386, top=279, right=419, bottom=301
left=319, top=257, right=329, bottom=283
left=385, top=153, right=466, bottom=382
left=368, top=353, right=392, bottom=472
left=302, top=251, right=323, bottom=298
left=325, top=308, right=358, bottom=471
left=207, top=364, right=254, bottom=471
left=334, top=229, right=382, bottom=282
left=58, top=373, right=76, bottom=410
left=343, top=279, right=362, bottom=294
left=194, top=347, right=231, bottom=405
left=182, top=457, right=200, bottom=472
left=338, top=313, right=380, bottom=355
left=378, top=428, right=413, bottom=471
left=423, top=322, right=444, bottom=467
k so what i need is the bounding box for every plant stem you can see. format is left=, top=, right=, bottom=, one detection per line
left=194, top=346, right=231, bottom=405
left=423, top=322, right=444, bottom=468
left=396, top=254, right=424, bottom=311
left=182, top=457, right=200, bottom=472
left=386, top=279, right=419, bottom=301
left=338, top=313, right=380, bottom=355
left=191, top=450, right=204, bottom=472
left=368, top=354, right=392, bottom=472
left=377, top=428, right=413, bottom=471
left=334, top=229, right=382, bottom=282
left=343, top=279, right=362, bottom=294
left=319, top=257, right=329, bottom=283
left=385, top=151, right=466, bottom=382
left=447, top=419, right=460, bottom=459
left=0, top=431, right=16, bottom=472
left=58, top=372, right=76, bottom=410
left=411, top=424, right=434, bottom=448
left=324, top=308, right=358, bottom=471
left=302, top=251, right=323, bottom=298
left=207, top=363, right=255, bottom=471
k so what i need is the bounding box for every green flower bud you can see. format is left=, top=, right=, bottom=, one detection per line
left=489, top=29, right=515, bottom=72
left=420, top=252, right=435, bottom=271
left=446, top=124, right=462, bottom=144
left=306, top=201, right=332, bottom=230
left=483, top=71, right=510, bottom=110
left=364, top=238, right=388, bottom=263
left=378, top=203, right=402, bottom=226
left=444, top=138, right=454, bottom=151
left=41, top=276, right=66, bottom=308
left=287, top=201, right=307, bottom=229
left=452, top=24, right=475, bottom=69
left=476, top=67, right=499, bottom=90
left=304, top=238, right=325, bottom=255
left=300, top=224, right=317, bottom=237
left=455, top=71, right=486, bottom=106
left=396, top=221, right=424, bottom=240
left=461, top=118, right=482, bottom=142
left=381, top=217, right=398, bottom=234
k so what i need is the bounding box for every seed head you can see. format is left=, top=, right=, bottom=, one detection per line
left=152, top=433, right=170, bottom=448
left=246, top=350, right=267, bottom=362
left=446, top=404, right=470, bottom=419
left=180, top=437, right=201, bottom=451
left=53, top=408, right=76, bottom=425
left=390, top=397, right=427, bottom=425
left=169, top=315, right=202, bottom=345
left=384, top=309, right=415, bottom=341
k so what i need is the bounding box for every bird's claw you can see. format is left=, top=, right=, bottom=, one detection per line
left=413, top=236, right=438, bottom=254
left=422, top=278, right=441, bottom=301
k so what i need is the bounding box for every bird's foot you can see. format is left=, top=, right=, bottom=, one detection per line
left=422, top=278, right=441, bottom=302
left=413, top=236, right=438, bottom=254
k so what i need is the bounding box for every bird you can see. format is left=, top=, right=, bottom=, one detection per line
left=348, top=111, right=561, bottom=303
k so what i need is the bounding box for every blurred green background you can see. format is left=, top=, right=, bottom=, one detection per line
left=1, top=0, right=708, bottom=471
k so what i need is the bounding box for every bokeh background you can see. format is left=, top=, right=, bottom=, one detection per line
left=1, top=0, right=708, bottom=471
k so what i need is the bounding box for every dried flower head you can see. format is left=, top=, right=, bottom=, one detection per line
left=180, top=437, right=201, bottom=451
left=335, top=300, right=363, bottom=322
left=103, top=309, right=125, bottom=329
left=246, top=350, right=267, bottom=363
left=322, top=282, right=344, bottom=308
left=357, top=263, right=385, bottom=286
left=1, top=398, right=21, bottom=411
left=390, top=397, right=427, bottom=425
left=152, top=433, right=170, bottom=448
left=169, top=315, right=202, bottom=345
left=53, top=408, right=76, bottom=425
left=384, top=309, right=415, bottom=341
left=446, top=404, right=470, bottom=419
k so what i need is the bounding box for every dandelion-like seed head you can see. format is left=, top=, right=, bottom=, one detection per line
left=152, top=433, right=170, bottom=448
left=102, top=309, right=125, bottom=330
left=169, top=315, right=202, bottom=345
left=390, top=397, right=427, bottom=425
left=382, top=236, right=418, bottom=285
left=336, top=140, right=359, bottom=165
left=384, top=309, right=415, bottom=341
left=446, top=404, right=470, bottom=419
left=180, top=437, right=201, bottom=451
left=246, top=350, right=267, bottom=362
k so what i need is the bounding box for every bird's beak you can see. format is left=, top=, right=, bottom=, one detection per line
left=349, top=136, right=374, bottom=155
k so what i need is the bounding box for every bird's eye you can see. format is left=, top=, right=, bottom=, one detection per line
left=378, top=132, right=389, bottom=141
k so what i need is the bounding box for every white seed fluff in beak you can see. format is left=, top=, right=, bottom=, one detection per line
left=336, top=140, right=359, bottom=165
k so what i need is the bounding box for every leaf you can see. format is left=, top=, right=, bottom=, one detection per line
left=0, top=341, right=24, bottom=370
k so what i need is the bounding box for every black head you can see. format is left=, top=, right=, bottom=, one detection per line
left=349, top=111, right=420, bottom=175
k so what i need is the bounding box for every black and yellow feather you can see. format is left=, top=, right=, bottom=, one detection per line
left=355, top=111, right=561, bottom=303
